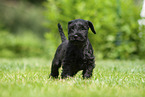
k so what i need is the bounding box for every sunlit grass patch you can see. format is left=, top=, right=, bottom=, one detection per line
left=0, top=58, right=145, bottom=97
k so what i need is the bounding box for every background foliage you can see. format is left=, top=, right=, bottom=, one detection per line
left=0, top=2, right=47, bottom=36
left=0, top=0, right=144, bottom=59
left=44, top=0, right=144, bottom=59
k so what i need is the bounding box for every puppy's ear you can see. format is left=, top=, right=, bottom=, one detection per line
left=87, top=21, right=96, bottom=34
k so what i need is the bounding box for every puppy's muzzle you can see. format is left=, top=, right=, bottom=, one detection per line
left=69, top=34, right=84, bottom=42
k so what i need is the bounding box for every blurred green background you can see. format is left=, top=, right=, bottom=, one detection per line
left=0, top=0, right=144, bottom=60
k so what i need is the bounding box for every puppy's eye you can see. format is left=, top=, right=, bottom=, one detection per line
left=81, top=27, right=86, bottom=30
left=70, top=27, right=74, bottom=31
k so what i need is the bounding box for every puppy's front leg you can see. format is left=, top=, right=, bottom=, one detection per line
left=61, top=64, right=72, bottom=79
left=82, top=64, right=95, bottom=79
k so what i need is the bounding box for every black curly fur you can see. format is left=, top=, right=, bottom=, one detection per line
left=50, top=19, right=96, bottom=79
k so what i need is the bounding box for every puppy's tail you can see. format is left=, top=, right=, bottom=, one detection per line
left=58, top=23, right=67, bottom=42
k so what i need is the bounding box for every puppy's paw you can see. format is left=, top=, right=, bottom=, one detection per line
left=49, top=73, right=58, bottom=79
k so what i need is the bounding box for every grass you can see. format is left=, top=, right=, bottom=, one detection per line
left=0, top=58, right=145, bottom=97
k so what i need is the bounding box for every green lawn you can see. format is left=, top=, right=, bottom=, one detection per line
left=0, top=58, right=145, bottom=97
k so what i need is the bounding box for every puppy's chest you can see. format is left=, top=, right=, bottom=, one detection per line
left=65, top=48, right=87, bottom=65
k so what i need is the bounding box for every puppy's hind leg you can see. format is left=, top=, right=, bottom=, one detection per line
left=50, top=60, right=61, bottom=78
left=50, top=51, right=62, bottom=78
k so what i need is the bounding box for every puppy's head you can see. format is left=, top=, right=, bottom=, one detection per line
left=68, top=19, right=96, bottom=44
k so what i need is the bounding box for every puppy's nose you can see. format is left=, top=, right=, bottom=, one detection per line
left=74, top=35, right=78, bottom=38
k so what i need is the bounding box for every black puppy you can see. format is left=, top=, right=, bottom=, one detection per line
left=50, top=19, right=96, bottom=79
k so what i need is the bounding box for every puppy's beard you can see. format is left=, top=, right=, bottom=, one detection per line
left=69, top=36, right=85, bottom=42
left=69, top=38, right=86, bottom=46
